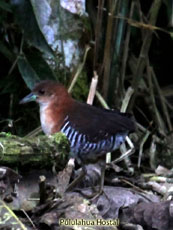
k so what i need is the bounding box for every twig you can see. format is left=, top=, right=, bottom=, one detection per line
left=95, top=91, right=111, bottom=163
left=120, top=178, right=147, bottom=194
left=120, top=87, right=135, bottom=171
left=129, top=0, right=162, bottom=110
left=39, top=175, right=46, bottom=204
left=24, top=126, right=42, bottom=138
left=149, top=135, right=157, bottom=170
left=93, top=0, right=105, bottom=68
left=21, top=209, right=37, bottom=229
left=87, top=71, right=98, bottom=105
left=138, top=130, right=150, bottom=168
left=96, top=91, right=109, bottom=109
left=102, top=0, right=117, bottom=97
left=68, top=45, right=90, bottom=93
left=147, top=181, right=166, bottom=195
left=115, top=16, right=170, bottom=35
left=151, top=68, right=172, bottom=132
left=120, top=87, right=134, bottom=112
left=120, top=1, right=135, bottom=93
left=58, top=158, right=75, bottom=195
left=147, top=65, right=166, bottom=136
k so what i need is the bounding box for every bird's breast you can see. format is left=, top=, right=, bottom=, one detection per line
left=40, top=104, right=55, bottom=135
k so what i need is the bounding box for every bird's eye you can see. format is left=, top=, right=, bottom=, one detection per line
left=38, top=89, right=45, bottom=95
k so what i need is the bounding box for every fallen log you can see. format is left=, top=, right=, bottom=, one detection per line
left=0, top=132, right=70, bottom=169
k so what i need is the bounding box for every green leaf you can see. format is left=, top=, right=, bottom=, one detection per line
left=17, top=55, right=40, bottom=90
left=0, top=1, right=12, bottom=12
left=25, top=50, right=56, bottom=81
left=17, top=51, right=58, bottom=89
left=11, top=0, right=55, bottom=57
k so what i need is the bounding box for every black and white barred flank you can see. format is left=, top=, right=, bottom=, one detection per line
left=61, top=118, right=127, bottom=163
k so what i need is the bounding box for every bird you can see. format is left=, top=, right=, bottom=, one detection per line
left=20, top=80, right=135, bottom=195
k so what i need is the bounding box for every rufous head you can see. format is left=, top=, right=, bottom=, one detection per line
left=20, top=80, right=71, bottom=106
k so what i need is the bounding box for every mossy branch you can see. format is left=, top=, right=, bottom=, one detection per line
left=0, top=132, right=70, bottom=169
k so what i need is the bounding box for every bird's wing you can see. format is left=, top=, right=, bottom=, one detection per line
left=67, top=101, right=135, bottom=143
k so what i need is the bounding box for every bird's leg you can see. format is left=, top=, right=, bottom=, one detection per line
left=99, top=160, right=106, bottom=193
left=66, top=165, right=86, bottom=192
left=77, top=159, right=107, bottom=200
left=89, top=160, right=106, bottom=200
left=89, top=161, right=111, bottom=202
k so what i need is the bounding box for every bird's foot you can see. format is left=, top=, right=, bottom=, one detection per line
left=76, top=187, right=103, bottom=200
left=66, top=168, right=86, bottom=192
left=90, top=189, right=103, bottom=201
left=76, top=185, right=110, bottom=202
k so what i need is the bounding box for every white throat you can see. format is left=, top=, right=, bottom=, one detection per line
left=39, top=102, right=53, bottom=135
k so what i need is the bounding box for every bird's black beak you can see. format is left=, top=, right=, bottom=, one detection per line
left=19, top=93, right=37, bottom=104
